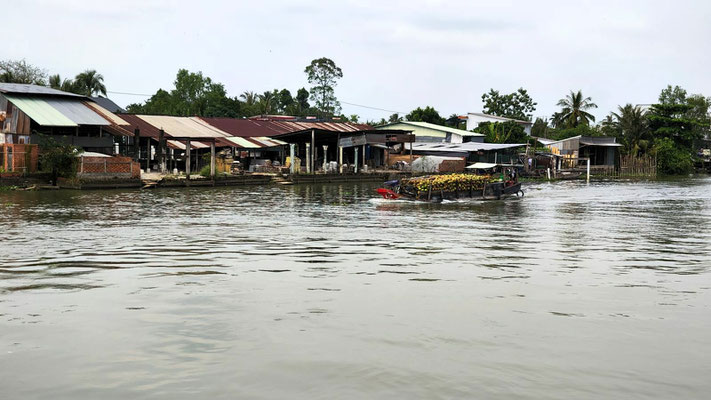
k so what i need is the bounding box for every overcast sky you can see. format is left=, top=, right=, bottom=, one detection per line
left=6, top=0, right=711, bottom=122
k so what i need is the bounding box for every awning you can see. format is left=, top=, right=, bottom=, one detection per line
left=223, top=136, right=286, bottom=149
left=465, top=162, right=498, bottom=169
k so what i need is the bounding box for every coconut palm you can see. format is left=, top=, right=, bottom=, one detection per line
left=74, top=69, right=107, bottom=97
left=612, top=104, right=649, bottom=156
left=555, top=90, right=598, bottom=128
left=257, top=91, right=275, bottom=114
left=239, top=91, right=258, bottom=106
left=48, top=74, right=78, bottom=93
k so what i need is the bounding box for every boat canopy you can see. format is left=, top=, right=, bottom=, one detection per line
left=465, top=162, right=498, bottom=169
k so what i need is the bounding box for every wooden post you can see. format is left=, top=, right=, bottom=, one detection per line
left=145, top=137, right=151, bottom=172
left=158, top=129, right=166, bottom=173
left=210, top=141, right=216, bottom=178
left=362, top=144, right=366, bottom=171
left=354, top=146, right=359, bottom=174
left=338, top=146, right=343, bottom=174
left=185, top=139, right=191, bottom=179
left=586, top=158, right=590, bottom=182
left=133, top=128, right=140, bottom=162
left=409, top=140, right=413, bottom=168
left=322, top=145, right=329, bottom=172
left=311, top=129, right=316, bottom=173
left=289, top=144, right=296, bottom=174
left=305, top=143, right=311, bottom=174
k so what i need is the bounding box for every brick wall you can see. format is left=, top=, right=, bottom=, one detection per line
left=79, top=156, right=140, bottom=179
left=0, top=144, right=38, bottom=173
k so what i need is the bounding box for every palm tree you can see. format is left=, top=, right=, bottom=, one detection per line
left=257, top=91, right=275, bottom=114
left=239, top=91, right=257, bottom=106
left=48, top=74, right=78, bottom=93
left=612, top=104, right=649, bottom=156
left=74, top=69, right=107, bottom=97
left=555, top=90, right=598, bottom=128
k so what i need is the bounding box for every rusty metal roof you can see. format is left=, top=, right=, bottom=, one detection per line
left=198, top=117, right=372, bottom=137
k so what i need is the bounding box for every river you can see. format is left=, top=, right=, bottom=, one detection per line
left=1, top=178, right=711, bottom=399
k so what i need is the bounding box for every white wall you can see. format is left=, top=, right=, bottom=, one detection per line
left=466, top=113, right=532, bottom=135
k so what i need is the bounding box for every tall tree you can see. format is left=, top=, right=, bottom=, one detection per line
left=74, top=69, right=107, bottom=96
left=611, top=104, right=649, bottom=156
left=294, top=88, right=310, bottom=116
left=0, top=59, right=47, bottom=85
left=405, top=106, right=446, bottom=125
left=304, top=57, right=343, bottom=117
left=554, top=90, right=598, bottom=128
left=531, top=117, right=551, bottom=138
left=658, top=85, right=687, bottom=105
left=257, top=90, right=275, bottom=114
left=388, top=113, right=402, bottom=123
left=481, top=88, right=537, bottom=121
left=277, top=89, right=294, bottom=113
left=240, top=91, right=258, bottom=106
left=48, top=74, right=79, bottom=94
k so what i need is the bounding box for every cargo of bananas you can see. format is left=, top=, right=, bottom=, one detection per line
left=403, top=174, right=494, bottom=196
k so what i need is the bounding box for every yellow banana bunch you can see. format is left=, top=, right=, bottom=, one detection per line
left=403, top=174, right=493, bottom=196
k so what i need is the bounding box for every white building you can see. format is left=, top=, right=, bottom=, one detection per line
left=376, top=121, right=484, bottom=143
left=465, top=112, right=533, bottom=135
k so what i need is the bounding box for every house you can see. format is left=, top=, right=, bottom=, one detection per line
left=0, top=83, right=132, bottom=155
left=540, top=135, right=621, bottom=169
left=376, top=121, right=484, bottom=143
left=465, top=112, right=533, bottom=135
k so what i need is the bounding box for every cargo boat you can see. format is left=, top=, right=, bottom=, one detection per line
left=376, top=173, right=523, bottom=202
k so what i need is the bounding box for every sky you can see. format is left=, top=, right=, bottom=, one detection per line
left=5, top=0, right=711, bottom=122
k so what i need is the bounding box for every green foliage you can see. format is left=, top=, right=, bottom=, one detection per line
left=406, top=106, right=445, bottom=125
left=550, top=124, right=599, bottom=141
left=388, top=113, right=402, bottom=123
left=647, top=103, right=705, bottom=148
left=658, top=85, right=687, bottom=105
left=610, top=104, right=650, bottom=156
left=474, top=121, right=528, bottom=144
left=199, top=165, right=212, bottom=177
left=304, top=58, right=343, bottom=117
left=653, top=137, right=693, bottom=175
left=293, top=88, right=310, bottom=116
left=0, top=59, right=47, bottom=85
left=127, top=69, right=240, bottom=117
left=481, top=88, right=536, bottom=121
left=531, top=117, right=551, bottom=138
left=553, top=90, right=598, bottom=128
left=74, top=69, right=106, bottom=96
left=37, top=135, right=83, bottom=182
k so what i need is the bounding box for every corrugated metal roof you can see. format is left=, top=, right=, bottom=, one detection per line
left=90, top=97, right=125, bottom=113
left=223, top=136, right=286, bottom=149
left=3, top=94, right=77, bottom=126
left=377, top=121, right=484, bottom=136
left=198, top=117, right=371, bottom=137
left=137, top=115, right=230, bottom=138
left=83, top=101, right=129, bottom=126
left=0, top=83, right=84, bottom=97
left=44, top=98, right=110, bottom=126
left=224, top=136, right=260, bottom=148
left=117, top=113, right=162, bottom=137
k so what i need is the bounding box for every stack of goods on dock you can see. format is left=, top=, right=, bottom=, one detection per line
left=401, top=174, right=494, bottom=199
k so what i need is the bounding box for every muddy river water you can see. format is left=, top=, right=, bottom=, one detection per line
left=1, top=178, right=710, bottom=399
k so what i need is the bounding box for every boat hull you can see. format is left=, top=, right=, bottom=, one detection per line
left=390, top=181, right=523, bottom=202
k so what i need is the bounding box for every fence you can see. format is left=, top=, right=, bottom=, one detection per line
left=619, top=155, right=656, bottom=177
left=78, top=156, right=141, bottom=179
left=0, top=144, right=38, bottom=174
